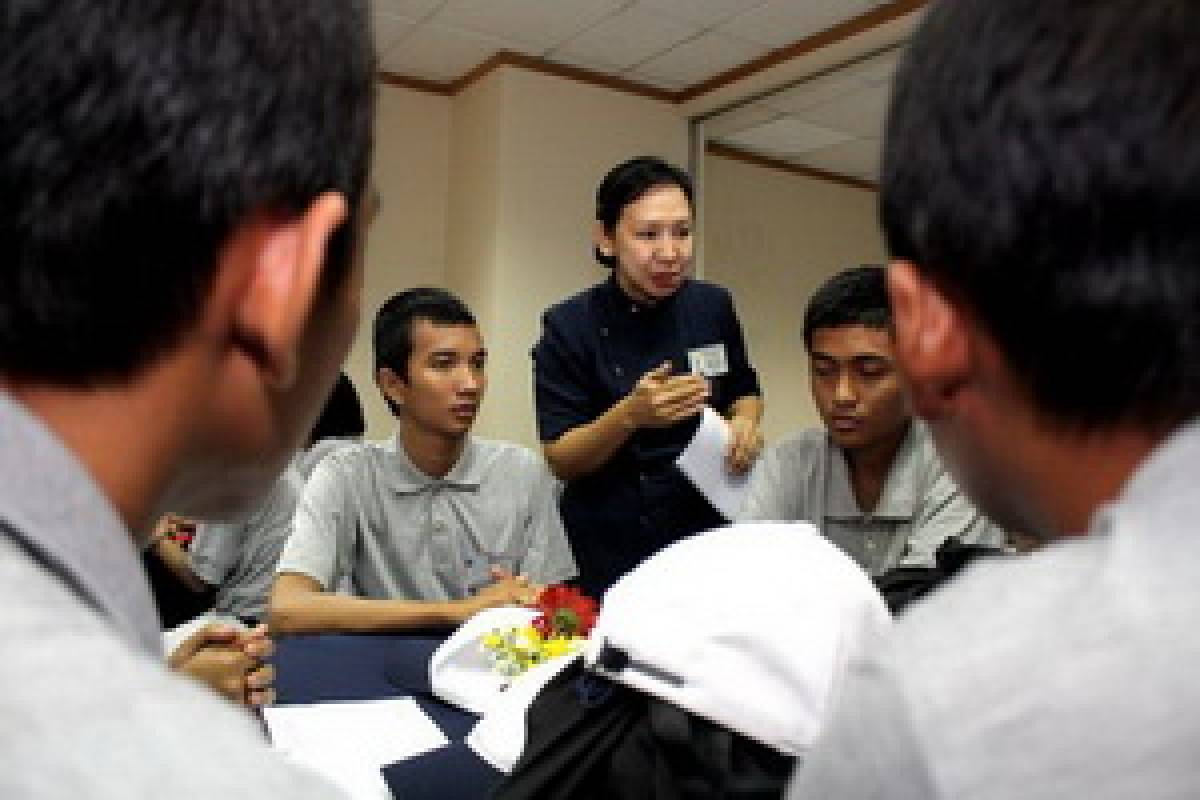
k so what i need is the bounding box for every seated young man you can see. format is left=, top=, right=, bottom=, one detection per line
left=271, top=288, right=577, bottom=633
left=740, top=266, right=1004, bottom=581
left=789, top=1, right=1200, bottom=797
left=0, top=0, right=373, bottom=794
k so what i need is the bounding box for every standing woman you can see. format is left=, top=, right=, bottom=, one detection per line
left=534, top=156, right=764, bottom=596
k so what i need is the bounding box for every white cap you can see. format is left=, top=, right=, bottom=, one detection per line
left=583, top=522, right=891, bottom=756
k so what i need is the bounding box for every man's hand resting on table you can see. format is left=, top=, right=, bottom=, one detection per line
left=168, top=623, right=275, bottom=708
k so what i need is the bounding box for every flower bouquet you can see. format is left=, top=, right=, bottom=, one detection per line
left=481, top=584, right=598, bottom=682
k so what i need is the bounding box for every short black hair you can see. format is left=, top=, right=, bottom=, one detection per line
left=594, top=156, right=694, bottom=268
left=803, top=266, right=891, bottom=351
left=309, top=373, right=366, bottom=446
left=373, top=288, right=476, bottom=412
left=882, top=0, right=1200, bottom=428
left=0, top=0, right=375, bottom=385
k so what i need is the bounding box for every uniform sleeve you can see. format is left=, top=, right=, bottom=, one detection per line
left=899, top=464, right=1007, bottom=568
left=516, top=459, right=578, bottom=585
left=188, top=521, right=245, bottom=587
left=738, top=440, right=804, bottom=522
left=786, top=642, right=943, bottom=800
left=275, top=457, right=355, bottom=590
left=532, top=307, right=603, bottom=443
left=719, top=288, right=761, bottom=404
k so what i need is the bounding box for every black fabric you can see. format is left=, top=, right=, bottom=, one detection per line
left=533, top=277, right=760, bottom=595
left=494, top=663, right=795, bottom=800
left=142, top=549, right=215, bottom=628
left=874, top=538, right=1003, bottom=613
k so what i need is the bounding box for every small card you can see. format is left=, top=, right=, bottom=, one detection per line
left=687, top=343, right=729, bottom=378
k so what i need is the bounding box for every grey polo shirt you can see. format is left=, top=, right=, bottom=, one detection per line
left=788, top=417, right=1200, bottom=800
left=0, top=392, right=343, bottom=798
left=739, top=422, right=1003, bottom=574
left=277, top=434, right=577, bottom=600
left=189, top=460, right=304, bottom=621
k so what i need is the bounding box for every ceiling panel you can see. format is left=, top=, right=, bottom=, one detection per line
left=794, top=137, right=881, bottom=179
left=380, top=22, right=516, bottom=82
left=791, top=83, right=890, bottom=139
left=433, top=0, right=627, bottom=54
left=722, top=116, right=852, bottom=156
left=636, top=0, right=770, bottom=28
left=702, top=102, right=781, bottom=138
left=762, top=71, right=867, bottom=114
left=372, top=12, right=420, bottom=56
left=632, top=31, right=765, bottom=88
left=552, top=6, right=701, bottom=73
left=719, top=0, right=882, bottom=49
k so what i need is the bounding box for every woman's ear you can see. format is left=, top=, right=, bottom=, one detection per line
left=887, top=260, right=973, bottom=420
left=230, top=192, right=348, bottom=388
left=592, top=221, right=614, bottom=260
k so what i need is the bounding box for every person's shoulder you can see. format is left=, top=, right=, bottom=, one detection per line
left=472, top=437, right=544, bottom=471
left=771, top=427, right=828, bottom=462
left=683, top=279, right=734, bottom=305
left=544, top=281, right=603, bottom=323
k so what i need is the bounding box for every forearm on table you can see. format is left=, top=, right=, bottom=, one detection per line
left=268, top=574, right=474, bottom=634
left=542, top=395, right=638, bottom=481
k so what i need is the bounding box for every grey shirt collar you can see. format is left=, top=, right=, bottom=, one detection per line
left=0, top=392, right=162, bottom=656
left=825, top=422, right=920, bottom=521
left=381, top=433, right=485, bottom=494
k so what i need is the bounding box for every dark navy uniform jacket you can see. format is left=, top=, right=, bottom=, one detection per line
left=533, top=275, right=761, bottom=595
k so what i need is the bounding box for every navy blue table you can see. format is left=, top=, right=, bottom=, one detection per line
left=273, top=633, right=503, bottom=799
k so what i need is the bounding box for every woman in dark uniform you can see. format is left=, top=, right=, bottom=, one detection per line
left=533, top=156, right=764, bottom=596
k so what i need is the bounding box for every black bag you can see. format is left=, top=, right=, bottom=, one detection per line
left=494, top=661, right=795, bottom=799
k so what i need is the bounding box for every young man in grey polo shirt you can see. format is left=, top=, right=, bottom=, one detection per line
left=271, top=288, right=577, bottom=634
left=0, top=1, right=374, bottom=795
left=789, top=2, right=1200, bottom=797
left=740, top=266, right=1004, bottom=578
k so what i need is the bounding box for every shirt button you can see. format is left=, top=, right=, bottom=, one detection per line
left=614, top=365, right=624, bottom=377
left=599, top=327, right=609, bottom=337
left=433, top=520, right=447, bottom=532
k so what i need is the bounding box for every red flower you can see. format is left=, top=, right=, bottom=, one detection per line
left=534, top=584, right=599, bottom=638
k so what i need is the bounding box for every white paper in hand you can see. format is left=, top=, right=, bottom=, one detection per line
left=675, top=406, right=750, bottom=520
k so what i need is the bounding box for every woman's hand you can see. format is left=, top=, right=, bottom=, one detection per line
left=624, top=362, right=709, bottom=429
left=727, top=414, right=764, bottom=475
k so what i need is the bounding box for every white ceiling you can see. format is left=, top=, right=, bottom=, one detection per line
left=371, top=0, right=894, bottom=88
left=370, top=0, right=909, bottom=183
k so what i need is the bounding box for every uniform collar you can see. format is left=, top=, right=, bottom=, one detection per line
left=0, top=392, right=163, bottom=657
left=825, top=422, right=920, bottom=521
left=383, top=433, right=485, bottom=494
left=599, top=273, right=686, bottom=316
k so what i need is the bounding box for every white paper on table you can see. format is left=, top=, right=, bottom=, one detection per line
left=675, top=406, right=750, bottom=520
left=264, top=697, right=448, bottom=800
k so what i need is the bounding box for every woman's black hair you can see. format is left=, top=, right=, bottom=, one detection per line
left=593, top=156, right=694, bottom=268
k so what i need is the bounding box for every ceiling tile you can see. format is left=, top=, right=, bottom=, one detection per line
left=792, top=83, right=890, bottom=139
left=372, top=11, right=420, bottom=56
left=762, top=71, right=868, bottom=114
left=433, top=0, right=626, bottom=54
left=721, top=116, right=852, bottom=156
left=701, top=102, right=780, bottom=138
left=371, top=0, right=446, bottom=18
left=840, top=47, right=903, bottom=86
left=636, top=0, right=770, bottom=28
left=552, top=6, right=701, bottom=72
left=380, top=22, right=513, bottom=82
left=794, top=137, right=882, bottom=180
left=633, top=30, right=765, bottom=87
left=719, top=0, right=880, bottom=49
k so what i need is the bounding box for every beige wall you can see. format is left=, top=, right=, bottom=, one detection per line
left=445, top=67, right=690, bottom=447
left=353, top=73, right=886, bottom=451
left=703, top=153, right=887, bottom=444
left=351, top=85, right=452, bottom=438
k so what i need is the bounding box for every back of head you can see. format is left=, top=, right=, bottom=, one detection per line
left=803, top=265, right=890, bottom=351
left=0, top=0, right=375, bottom=385
left=594, top=156, right=693, bottom=268
left=882, top=0, right=1200, bottom=429
left=373, top=287, right=475, bottom=393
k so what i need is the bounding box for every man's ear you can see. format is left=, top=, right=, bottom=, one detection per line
left=377, top=366, right=406, bottom=410
left=592, top=221, right=614, bottom=259
left=887, top=260, right=972, bottom=420
left=231, top=192, right=349, bottom=389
